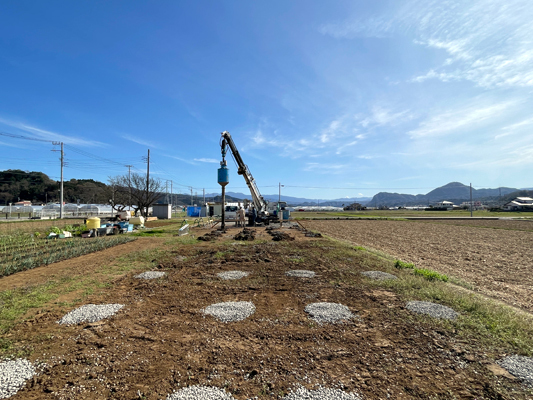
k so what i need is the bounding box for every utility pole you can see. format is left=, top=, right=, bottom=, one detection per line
left=470, top=183, right=473, bottom=218
left=190, top=187, right=193, bottom=206
left=203, top=188, right=205, bottom=205
left=52, top=142, right=64, bottom=218
left=166, top=180, right=169, bottom=203
left=126, top=165, right=133, bottom=211
left=144, top=149, right=150, bottom=216
left=171, top=180, right=173, bottom=204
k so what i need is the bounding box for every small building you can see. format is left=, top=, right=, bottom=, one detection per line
left=153, top=204, right=172, bottom=219
left=434, top=201, right=454, bottom=210
left=503, top=197, right=533, bottom=211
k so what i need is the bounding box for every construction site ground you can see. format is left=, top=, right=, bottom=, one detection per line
left=2, top=221, right=532, bottom=399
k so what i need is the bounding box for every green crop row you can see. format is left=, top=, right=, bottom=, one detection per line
left=394, top=259, right=448, bottom=282
left=0, top=236, right=136, bottom=278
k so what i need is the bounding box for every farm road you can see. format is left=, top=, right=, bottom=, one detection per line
left=301, top=220, right=533, bottom=313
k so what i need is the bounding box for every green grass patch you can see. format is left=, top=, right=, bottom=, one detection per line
left=413, top=268, right=449, bottom=282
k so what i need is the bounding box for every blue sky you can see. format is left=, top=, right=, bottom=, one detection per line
left=1, top=0, right=532, bottom=200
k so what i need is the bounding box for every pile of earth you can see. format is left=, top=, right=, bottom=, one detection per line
left=233, top=228, right=256, bottom=241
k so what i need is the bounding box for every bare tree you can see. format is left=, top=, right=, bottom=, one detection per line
left=107, top=176, right=131, bottom=212
left=108, top=173, right=163, bottom=217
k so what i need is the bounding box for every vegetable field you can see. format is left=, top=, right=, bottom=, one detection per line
left=0, top=234, right=136, bottom=277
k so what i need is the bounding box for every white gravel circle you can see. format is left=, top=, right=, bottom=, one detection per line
left=58, top=304, right=125, bottom=325
left=286, top=270, right=316, bottom=278
left=406, top=301, right=458, bottom=320
left=361, top=271, right=398, bottom=280
left=166, top=385, right=236, bottom=400
left=283, top=386, right=362, bottom=400
left=135, top=271, right=166, bottom=279
left=203, top=301, right=255, bottom=322
left=217, top=271, right=249, bottom=280
left=0, top=359, right=36, bottom=399
left=497, top=355, right=533, bottom=386
left=305, top=302, right=354, bottom=324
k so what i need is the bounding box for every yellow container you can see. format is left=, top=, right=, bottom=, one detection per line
left=87, top=217, right=101, bottom=230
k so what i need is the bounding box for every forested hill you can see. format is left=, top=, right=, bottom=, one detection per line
left=0, top=169, right=242, bottom=206
left=0, top=170, right=110, bottom=205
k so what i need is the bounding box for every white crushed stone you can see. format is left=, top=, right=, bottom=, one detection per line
left=217, top=271, right=249, bottom=280
left=283, top=386, right=362, bottom=400
left=286, top=270, right=315, bottom=278
left=361, top=271, right=398, bottom=280
left=304, top=302, right=355, bottom=324
left=135, top=271, right=166, bottom=279
left=497, top=355, right=533, bottom=386
left=57, top=304, right=125, bottom=325
left=203, top=301, right=256, bottom=322
left=166, top=385, right=236, bottom=400
left=406, top=301, right=458, bottom=320
left=0, top=358, right=36, bottom=399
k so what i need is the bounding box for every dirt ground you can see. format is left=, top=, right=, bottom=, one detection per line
left=3, top=225, right=531, bottom=399
left=301, top=220, right=533, bottom=313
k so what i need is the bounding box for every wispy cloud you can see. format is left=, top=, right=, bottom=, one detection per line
left=359, top=106, right=414, bottom=128
left=0, top=117, right=105, bottom=147
left=194, top=158, right=219, bottom=163
left=321, top=0, right=533, bottom=88
left=121, top=135, right=159, bottom=149
left=408, top=99, right=516, bottom=138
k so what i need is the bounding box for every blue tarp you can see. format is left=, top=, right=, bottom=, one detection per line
left=186, top=206, right=201, bottom=217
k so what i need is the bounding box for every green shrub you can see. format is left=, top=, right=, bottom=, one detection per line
left=394, top=259, right=415, bottom=269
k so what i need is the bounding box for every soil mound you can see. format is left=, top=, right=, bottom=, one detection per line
left=233, top=228, right=256, bottom=241
left=198, top=230, right=225, bottom=241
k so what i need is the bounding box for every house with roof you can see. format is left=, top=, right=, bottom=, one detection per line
left=503, top=197, right=533, bottom=211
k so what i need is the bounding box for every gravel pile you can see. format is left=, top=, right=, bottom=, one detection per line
left=58, top=304, right=125, bottom=325
left=304, top=302, right=355, bottom=324
left=0, top=358, right=36, bottom=399
left=166, top=385, right=236, bottom=400
left=203, top=301, right=256, bottom=322
left=286, top=270, right=316, bottom=278
left=406, top=301, right=458, bottom=320
left=497, top=355, right=533, bottom=386
left=135, top=271, right=166, bottom=279
left=361, top=271, right=398, bottom=280
left=283, top=386, right=361, bottom=400
left=217, top=271, right=250, bottom=280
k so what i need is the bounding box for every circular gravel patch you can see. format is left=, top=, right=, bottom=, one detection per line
left=57, top=304, right=125, bottom=325
left=304, top=302, right=354, bottom=324
left=203, top=301, right=255, bottom=322
left=283, top=386, right=361, bottom=400
left=286, top=270, right=316, bottom=278
left=166, top=385, right=236, bottom=400
left=0, top=358, right=36, bottom=399
left=406, top=301, right=458, bottom=320
left=135, top=271, right=166, bottom=279
left=361, top=271, right=398, bottom=281
left=217, top=271, right=249, bottom=280
left=497, top=355, right=533, bottom=386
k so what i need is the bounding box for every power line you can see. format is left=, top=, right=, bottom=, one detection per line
left=0, top=131, right=52, bottom=143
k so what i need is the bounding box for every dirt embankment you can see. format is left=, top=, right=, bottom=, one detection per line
left=301, top=220, right=533, bottom=313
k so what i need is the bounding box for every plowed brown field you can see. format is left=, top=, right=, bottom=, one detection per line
left=301, top=220, right=533, bottom=313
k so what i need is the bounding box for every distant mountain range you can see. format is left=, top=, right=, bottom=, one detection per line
left=205, top=192, right=371, bottom=207
left=367, top=182, right=520, bottom=207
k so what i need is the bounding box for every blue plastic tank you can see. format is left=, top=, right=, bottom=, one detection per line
left=218, top=165, right=229, bottom=186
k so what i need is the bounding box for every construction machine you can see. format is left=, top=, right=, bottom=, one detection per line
left=220, top=131, right=278, bottom=225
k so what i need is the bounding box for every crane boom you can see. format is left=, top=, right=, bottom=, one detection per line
left=220, top=131, right=268, bottom=215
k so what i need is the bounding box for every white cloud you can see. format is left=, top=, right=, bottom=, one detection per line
left=321, top=0, right=533, bottom=88
left=121, top=135, right=158, bottom=149
left=359, top=106, right=414, bottom=128
left=0, top=117, right=105, bottom=147
left=408, top=100, right=516, bottom=138
left=194, top=158, right=219, bottom=163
